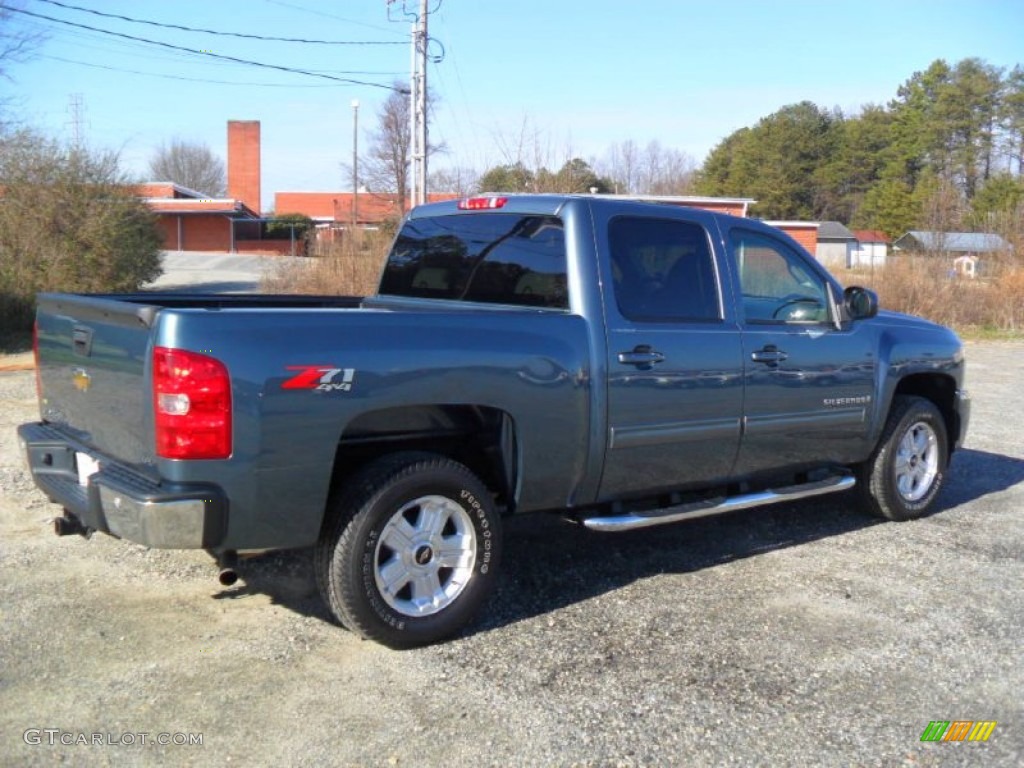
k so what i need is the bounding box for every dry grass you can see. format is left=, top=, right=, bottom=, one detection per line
left=833, top=256, right=1024, bottom=336
left=264, top=234, right=1024, bottom=338
left=261, top=232, right=391, bottom=297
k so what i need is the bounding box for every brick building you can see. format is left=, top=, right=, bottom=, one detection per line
left=140, top=121, right=266, bottom=253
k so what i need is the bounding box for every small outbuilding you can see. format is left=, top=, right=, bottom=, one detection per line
left=851, top=230, right=890, bottom=269
left=892, top=231, right=1012, bottom=255
left=815, top=221, right=858, bottom=268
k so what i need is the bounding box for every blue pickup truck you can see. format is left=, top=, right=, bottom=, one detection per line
left=19, top=195, right=969, bottom=647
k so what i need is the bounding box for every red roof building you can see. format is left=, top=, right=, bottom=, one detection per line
left=274, top=191, right=459, bottom=227
left=136, top=182, right=261, bottom=253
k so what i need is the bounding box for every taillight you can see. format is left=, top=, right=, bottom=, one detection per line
left=457, top=196, right=508, bottom=210
left=153, top=347, right=232, bottom=460
left=32, top=320, right=42, bottom=403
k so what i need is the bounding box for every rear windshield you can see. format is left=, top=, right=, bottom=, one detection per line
left=379, top=213, right=568, bottom=308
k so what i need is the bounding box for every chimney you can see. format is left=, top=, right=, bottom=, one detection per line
left=227, top=120, right=261, bottom=215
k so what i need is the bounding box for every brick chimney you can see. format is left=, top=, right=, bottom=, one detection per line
left=227, top=120, right=261, bottom=215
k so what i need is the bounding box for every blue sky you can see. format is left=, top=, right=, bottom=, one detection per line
left=4, top=0, right=1023, bottom=210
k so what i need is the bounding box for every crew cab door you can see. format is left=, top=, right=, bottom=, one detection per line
left=724, top=226, right=876, bottom=475
left=595, top=209, right=744, bottom=500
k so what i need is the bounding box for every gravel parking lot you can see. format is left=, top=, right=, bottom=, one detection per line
left=1, top=342, right=1022, bottom=767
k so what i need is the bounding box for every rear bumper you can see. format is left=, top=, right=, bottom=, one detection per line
left=17, top=422, right=227, bottom=549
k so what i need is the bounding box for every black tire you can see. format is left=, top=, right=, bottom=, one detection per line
left=315, top=452, right=502, bottom=648
left=856, top=395, right=949, bottom=521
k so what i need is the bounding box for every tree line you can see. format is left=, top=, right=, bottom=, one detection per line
left=420, top=57, right=1024, bottom=239
left=695, top=58, right=1024, bottom=236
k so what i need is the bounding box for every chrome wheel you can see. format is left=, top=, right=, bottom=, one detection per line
left=894, top=420, right=939, bottom=502
left=374, top=495, right=477, bottom=617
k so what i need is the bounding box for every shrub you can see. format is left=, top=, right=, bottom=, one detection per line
left=0, top=129, right=163, bottom=331
left=261, top=229, right=392, bottom=297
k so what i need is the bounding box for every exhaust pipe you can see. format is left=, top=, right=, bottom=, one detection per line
left=216, top=550, right=239, bottom=586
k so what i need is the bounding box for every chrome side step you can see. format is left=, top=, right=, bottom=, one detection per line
left=581, top=473, right=856, bottom=532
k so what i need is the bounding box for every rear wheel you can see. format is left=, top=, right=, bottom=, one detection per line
left=856, top=395, right=948, bottom=521
left=315, top=453, right=502, bottom=648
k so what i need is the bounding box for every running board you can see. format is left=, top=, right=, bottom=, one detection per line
left=580, top=474, right=856, bottom=533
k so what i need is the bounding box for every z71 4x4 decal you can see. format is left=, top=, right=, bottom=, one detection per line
left=282, top=366, right=356, bottom=392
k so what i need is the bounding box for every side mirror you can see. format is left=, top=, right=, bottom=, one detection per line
left=844, top=286, right=879, bottom=320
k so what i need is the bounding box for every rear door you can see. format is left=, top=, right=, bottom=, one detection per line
left=723, top=226, right=876, bottom=475
left=594, top=208, right=744, bottom=500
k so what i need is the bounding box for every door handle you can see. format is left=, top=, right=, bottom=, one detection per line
left=618, top=346, right=665, bottom=367
left=751, top=345, right=788, bottom=365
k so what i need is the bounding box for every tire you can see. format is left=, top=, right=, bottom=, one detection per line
left=315, top=452, right=502, bottom=648
left=856, top=395, right=949, bottom=521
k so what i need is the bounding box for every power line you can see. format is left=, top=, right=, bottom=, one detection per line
left=36, top=0, right=405, bottom=46
left=25, top=19, right=400, bottom=76
left=5, top=6, right=407, bottom=92
left=265, top=0, right=403, bottom=35
left=40, top=54, right=374, bottom=88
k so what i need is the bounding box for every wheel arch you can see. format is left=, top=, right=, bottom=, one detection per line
left=323, top=404, right=518, bottom=528
left=890, top=373, right=960, bottom=460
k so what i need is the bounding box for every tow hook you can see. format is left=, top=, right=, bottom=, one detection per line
left=216, top=550, right=239, bottom=586
left=53, top=512, right=91, bottom=538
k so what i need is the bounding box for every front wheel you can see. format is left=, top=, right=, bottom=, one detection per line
left=315, top=453, right=502, bottom=648
left=856, top=395, right=949, bottom=521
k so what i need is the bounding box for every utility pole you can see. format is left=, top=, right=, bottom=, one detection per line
left=389, top=0, right=431, bottom=210
left=410, top=0, right=429, bottom=208
left=351, top=99, right=360, bottom=234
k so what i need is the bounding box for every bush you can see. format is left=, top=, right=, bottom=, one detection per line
left=0, top=129, right=163, bottom=332
left=261, top=230, right=392, bottom=297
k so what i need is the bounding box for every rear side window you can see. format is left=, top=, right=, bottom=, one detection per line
left=608, top=216, right=720, bottom=322
left=379, top=213, right=568, bottom=308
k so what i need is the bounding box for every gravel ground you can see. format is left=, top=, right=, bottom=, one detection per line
left=1, top=342, right=1022, bottom=767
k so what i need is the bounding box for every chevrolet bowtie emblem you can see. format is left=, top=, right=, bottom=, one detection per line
left=72, top=368, right=91, bottom=392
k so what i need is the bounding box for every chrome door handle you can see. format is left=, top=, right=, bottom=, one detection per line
left=618, top=346, right=665, bottom=367
left=751, top=346, right=788, bottom=365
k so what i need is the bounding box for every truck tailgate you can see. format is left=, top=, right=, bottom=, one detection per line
left=35, top=293, right=158, bottom=470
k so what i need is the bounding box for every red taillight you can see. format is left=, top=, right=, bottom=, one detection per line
left=457, top=196, right=508, bottom=210
left=153, top=347, right=232, bottom=460
left=32, top=320, right=42, bottom=403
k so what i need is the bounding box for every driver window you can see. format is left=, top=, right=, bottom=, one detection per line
left=730, top=229, right=829, bottom=324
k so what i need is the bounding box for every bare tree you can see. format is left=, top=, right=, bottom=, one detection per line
left=639, top=140, right=697, bottom=196
left=0, top=2, right=43, bottom=79
left=600, top=140, right=640, bottom=194
left=599, top=140, right=695, bottom=196
left=356, top=81, right=443, bottom=212
left=0, top=1, right=46, bottom=124
left=148, top=139, right=226, bottom=196
left=429, top=166, right=478, bottom=196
